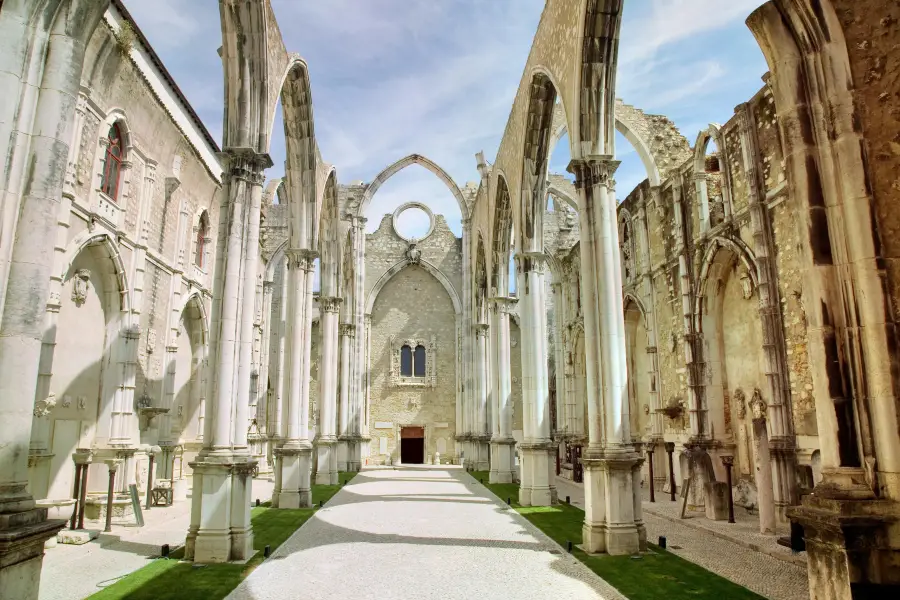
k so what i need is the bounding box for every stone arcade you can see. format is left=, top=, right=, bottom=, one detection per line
left=1, top=1, right=899, bottom=599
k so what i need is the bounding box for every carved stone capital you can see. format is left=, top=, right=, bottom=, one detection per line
left=489, top=296, right=517, bottom=314
left=339, top=323, right=356, bottom=338
left=514, top=252, right=549, bottom=274
left=220, top=148, right=273, bottom=187
left=320, top=296, right=343, bottom=313
left=286, top=248, right=318, bottom=271
left=473, top=323, right=490, bottom=338
left=567, top=158, right=620, bottom=190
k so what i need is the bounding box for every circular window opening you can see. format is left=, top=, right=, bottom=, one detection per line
left=392, top=203, right=435, bottom=241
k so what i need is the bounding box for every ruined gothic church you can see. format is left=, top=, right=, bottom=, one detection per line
left=1, top=1, right=899, bottom=599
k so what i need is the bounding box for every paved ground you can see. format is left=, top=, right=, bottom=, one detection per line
left=555, top=478, right=809, bottom=600
left=228, top=467, right=626, bottom=600
left=39, top=479, right=274, bottom=600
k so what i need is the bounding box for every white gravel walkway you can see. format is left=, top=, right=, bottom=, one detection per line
left=227, top=466, right=626, bottom=600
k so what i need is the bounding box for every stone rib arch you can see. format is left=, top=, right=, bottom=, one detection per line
left=356, top=154, right=468, bottom=221
left=60, top=232, right=131, bottom=315
left=490, top=172, right=514, bottom=296
left=693, top=236, right=759, bottom=333
left=365, top=259, right=462, bottom=316
left=177, top=291, right=210, bottom=346
left=549, top=100, right=692, bottom=189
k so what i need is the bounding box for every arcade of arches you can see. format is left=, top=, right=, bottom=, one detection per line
left=1, top=1, right=899, bottom=599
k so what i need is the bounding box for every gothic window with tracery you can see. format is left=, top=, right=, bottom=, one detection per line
left=391, top=336, right=437, bottom=388
left=100, top=124, right=124, bottom=200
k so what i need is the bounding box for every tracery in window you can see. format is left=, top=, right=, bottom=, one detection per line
left=390, top=336, right=437, bottom=388
left=101, top=124, right=124, bottom=200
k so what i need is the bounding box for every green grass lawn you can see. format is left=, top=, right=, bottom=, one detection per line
left=88, top=475, right=352, bottom=600
left=470, top=471, right=765, bottom=600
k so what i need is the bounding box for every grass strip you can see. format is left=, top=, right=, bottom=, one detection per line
left=88, top=474, right=352, bottom=600
left=470, top=471, right=764, bottom=600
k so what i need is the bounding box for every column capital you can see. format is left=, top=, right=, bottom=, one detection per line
left=339, top=323, right=356, bottom=337
left=473, top=323, right=490, bottom=338
left=320, top=296, right=343, bottom=313
left=567, top=157, right=620, bottom=190
left=286, top=248, right=318, bottom=271
left=693, top=172, right=709, bottom=182
left=489, top=296, right=518, bottom=313
left=219, top=148, right=273, bottom=186
left=514, top=251, right=550, bottom=274
left=263, top=279, right=275, bottom=292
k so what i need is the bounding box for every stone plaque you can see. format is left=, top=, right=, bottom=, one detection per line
left=379, top=437, right=388, bottom=454
left=374, top=421, right=393, bottom=429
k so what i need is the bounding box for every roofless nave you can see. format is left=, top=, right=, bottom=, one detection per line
left=1, top=1, right=898, bottom=599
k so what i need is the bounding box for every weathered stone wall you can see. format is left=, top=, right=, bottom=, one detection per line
left=364, top=211, right=462, bottom=463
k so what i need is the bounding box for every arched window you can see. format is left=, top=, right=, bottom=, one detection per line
left=400, top=345, right=412, bottom=377
left=101, top=124, right=124, bottom=200
left=414, top=345, right=426, bottom=377
left=195, top=212, right=209, bottom=268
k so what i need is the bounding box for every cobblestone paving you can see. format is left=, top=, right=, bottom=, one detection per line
left=555, top=478, right=809, bottom=600
left=228, top=467, right=626, bottom=600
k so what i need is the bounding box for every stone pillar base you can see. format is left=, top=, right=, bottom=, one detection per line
left=518, top=442, right=555, bottom=506
left=490, top=439, right=516, bottom=484
left=789, top=485, right=900, bottom=599
left=229, top=458, right=256, bottom=561
left=0, top=507, right=66, bottom=600
left=186, top=458, right=236, bottom=563
left=581, top=450, right=644, bottom=555
left=274, top=445, right=312, bottom=509
left=475, top=438, right=491, bottom=471
left=315, top=440, right=338, bottom=485
left=336, top=439, right=349, bottom=473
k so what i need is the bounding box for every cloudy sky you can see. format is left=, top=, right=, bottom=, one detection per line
left=122, top=0, right=768, bottom=237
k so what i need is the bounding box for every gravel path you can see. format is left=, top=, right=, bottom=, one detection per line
left=228, top=466, right=626, bottom=600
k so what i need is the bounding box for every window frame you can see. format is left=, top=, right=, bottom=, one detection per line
left=100, top=123, right=124, bottom=201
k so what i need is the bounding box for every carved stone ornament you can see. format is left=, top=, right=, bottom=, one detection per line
left=734, top=387, right=747, bottom=420
left=406, top=239, right=422, bottom=264
left=749, top=388, right=767, bottom=421
left=34, top=393, right=57, bottom=418
left=739, top=269, right=754, bottom=300
left=61, top=395, right=72, bottom=409
left=72, top=269, right=91, bottom=306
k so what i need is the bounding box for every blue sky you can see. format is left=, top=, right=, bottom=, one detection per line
left=123, top=0, right=768, bottom=237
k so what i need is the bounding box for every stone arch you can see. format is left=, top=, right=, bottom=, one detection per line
left=694, top=236, right=759, bottom=327
left=693, top=124, right=733, bottom=230
left=365, top=259, right=462, bottom=316
left=695, top=238, right=765, bottom=446
left=280, top=59, right=319, bottom=250
left=474, top=234, right=489, bottom=322
left=355, top=154, right=468, bottom=221
left=546, top=175, right=579, bottom=212
left=623, top=294, right=651, bottom=442
left=549, top=100, right=691, bottom=190
left=61, top=232, right=131, bottom=315
left=170, top=292, right=209, bottom=448
left=520, top=72, right=557, bottom=253
left=490, top=173, right=514, bottom=296
left=575, top=1, right=624, bottom=158
left=318, top=169, right=340, bottom=297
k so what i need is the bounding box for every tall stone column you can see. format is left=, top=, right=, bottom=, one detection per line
left=337, top=323, right=355, bottom=472
left=348, top=216, right=369, bottom=469
left=255, top=279, right=275, bottom=475
left=473, top=323, right=491, bottom=471
left=276, top=250, right=316, bottom=508
left=570, top=158, right=644, bottom=555
left=516, top=253, right=555, bottom=506
left=489, top=297, right=517, bottom=483
left=186, top=150, right=268, bottom=563
left=316, top=296, right=342, bottom=485
left=0, top=3, right=111, bottom=595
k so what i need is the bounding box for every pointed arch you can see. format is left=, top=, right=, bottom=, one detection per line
left=694, top=236, right=759, bottom=332
left=318, top=168, right=341, bottom=297
left=520, top=72, right=557, bottom=253
left=490, top=173, right=514, bottom=296
left=61, top=232, right=131, bottom=315
left=365, top=259, right=462, bottom=316
left=356, top=154, right=468, bottom=220
left=475, top=234, right=489, bottom=322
